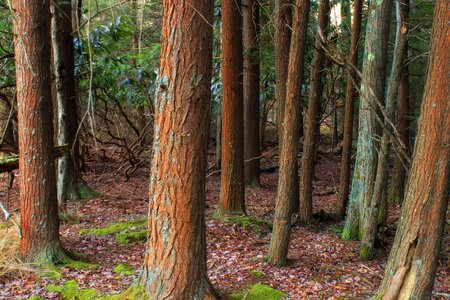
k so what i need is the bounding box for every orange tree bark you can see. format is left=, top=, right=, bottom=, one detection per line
left=337, top=0, right=363, bottom=219
left=12, top=0, right=66, bottom=262
left=376, top=2, right=449, bottom=297
left=275, top=0, right=292, bottom=144
left=342, top=0, right=392, bottom=245
left=243, top=0, right=261, bottom=187
left=135, top=1, right=218, bottom=299
left=267, top=0, right=310, bottom=267
left=218, top=0, right=245, bottom=215
left=299, top=0, right=330, bottom=224
left=51, top=0, right=97, bottom=205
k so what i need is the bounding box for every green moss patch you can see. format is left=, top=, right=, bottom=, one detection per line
left=249, top=270, right=265, bottom=277
left=46, top=280, right=98, bottom=300
left=79, top=218, right=148, bottom=244
left=27, top=296, right=46, bottom=300
left=217, top=215, right=272, bottom=234
left=62, top=259, right=99, bottom=271
left=113, top=263, right=136, bottom=276
left=229, top=283, right=287, bottom=300
left=328, top=225, right=343, bottom=234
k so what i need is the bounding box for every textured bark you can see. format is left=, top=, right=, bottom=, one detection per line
left=342, top=0, right=392, bottom=242
left=376, top=2, right=449, bottom=297
left=51, top=0, right=97, bottom=205
left=337, top=0, right=363, bottom=219
left=243, top=0, right=261, bottom=187
left=388, top=43, right=410, bottom=204
left=275, top=0, right=292, bottom=144
left=299, top=0, right=330, bottom=224
left=218, top=0, right=245, bottom=215
left=360, top=0, right=409, bottom=259
left=136, top=1, right=218, bottom=299
left=12, top=0, right=66, bottom=262
left=267, top=0, right=310, bottom=267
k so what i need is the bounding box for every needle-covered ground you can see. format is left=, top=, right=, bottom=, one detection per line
left=0, top=150, right=448, bottom=299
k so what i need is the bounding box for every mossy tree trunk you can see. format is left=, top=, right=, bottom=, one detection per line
left=218, top=0, right=246, bottom=216
left=376, top=2, right=449, bottom=296
left=360, top=0, right=409, bottom=259
left=51, top=0, right=97, bottom=205
left=342, top=0, right=392, bottom=247
left=299, top=0, right=330, bottom=224
left=136, top=1, right=218, bottom=298
left=267, top=0, right=310, bottom=267
left=243, top=0, right=261, bottom=187
left=12, top=0, right=66, bottom=263
left=337, top=0, right=363, bottom=219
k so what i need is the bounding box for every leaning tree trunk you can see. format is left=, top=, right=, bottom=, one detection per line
left=388, top=36, right=410, bottom=204
left=218, top=0, right=245, bottom=216
left=135, top=1, right=218, bottom=299
left=243, top=0, right=261, bottom=187
left=267, top=0, right=310, bottom=267
left=360, top=0, right=409, bottom=259
left=51, top=0, right=97, bottom=205
left=342, top=0, right=392, bottom=244
left=299, top=0, right=330, bottom=224
left=376, top=2, right=449, bottom=297
left=12, top=0, right=66, bottom=263
left=337, top=0, right=363, bottom=219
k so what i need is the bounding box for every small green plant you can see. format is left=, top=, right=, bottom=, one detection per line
left=113, top=263, right=136, bottom=276
left=228, top=283, right=288, bottom=300
left=46, top=280, right=98, bottom=300
left=249, top=270, right=265, bottom=277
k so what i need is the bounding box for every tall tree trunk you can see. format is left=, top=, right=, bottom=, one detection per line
left=342, top=0, right=392, bottom=243
left=376, top=2, right=449, bottom=296
left=218, top=0, right=245, bottom=215
left=135, top=1, right=218, bottom=298
left=267, top=0, right=310, bottom=267
left=337, top=0, right=363, bottom=219
left=360, top=0, right=409, bottom=259
left=12, top=0, right=66, bottom=262
left=51, top=0, right=97, bottom=205
left=243, top=0, right=261, bottom=187
left=275, top=0, right=292, bottom=144
left=387, top=41, right=410, bottom=204
left=299, top=0, right=330, bottom=224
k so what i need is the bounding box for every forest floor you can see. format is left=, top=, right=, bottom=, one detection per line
left=0, top=145, right=449, bottom=299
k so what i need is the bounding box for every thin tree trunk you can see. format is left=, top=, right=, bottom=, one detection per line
left=218, top=0, right=245, bottom=215
left=387, top=42, right=410, bottom=204
left=136, top=1, right=218, bottom=298
left=337, top=0, right=363, bottom=219
left=342, top=0, right=392, bottom=243
left=360, top=0, right=409, bottom=259
left=267, top=0, right=310, bottom=267
left=12, top=0, right=66, bottom=262
left=243, top=0, right=261, bottom=187
left=51, top=0, right=97, bottom=205
left=299, top=0, right=330, bottom=224
left=376, top=2, right=449, bottom=296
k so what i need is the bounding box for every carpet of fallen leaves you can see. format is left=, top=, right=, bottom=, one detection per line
left=0, top=149, right=449, bottom=299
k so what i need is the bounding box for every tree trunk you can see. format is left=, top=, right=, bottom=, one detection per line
left=267, top=0, right=310, bottom=267
left=243, top=0, right=261, bottom=187
left=136, top=1, right=218, bottom=298
left=12, top=0, right=66, bottom=262
left=387, top=40, right=410, bottom=204
left=360, top=0, right=409, bottom=259
left=218, top=0, right=245, bottom=215
left=376, top=2, right=449, bottom=296
left=337, top=0, right=363, bottom=219
left=342, top=0, right=392, bottom=243
left=299, top=0, right=330, bottom=224
left=51, top=0, right=97, bottom=205
left=275, top=0, right=292, bottom=144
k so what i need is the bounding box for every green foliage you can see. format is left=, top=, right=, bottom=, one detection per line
left=216, top=215, right=273, bottom=235
left=116, top=230, right=147, bottom=244
left=46, top=280, right=98, bottom=300
left=80, top=218, right=147, bottom=244
left=328, top=226, right=343, bottom=234
left=113, top=263, right=136, bottom=276
left=249, top=270, right=265, bottom=278
left=229, top=283, right=288, bottom=300
left=62, top=259, right=99, bottom=271
left=27, top=297, right=46, bottom=300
